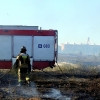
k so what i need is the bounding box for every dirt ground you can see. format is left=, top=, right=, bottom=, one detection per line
left=0, top=70, right=100, bottom=100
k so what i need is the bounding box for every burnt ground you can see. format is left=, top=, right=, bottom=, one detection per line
left=0, top=70, right=100, bottom=100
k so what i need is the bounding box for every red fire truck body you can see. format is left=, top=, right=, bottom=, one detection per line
left=0, top=25, right=58, bottom=70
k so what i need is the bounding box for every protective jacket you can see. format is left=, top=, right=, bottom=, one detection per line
left=14, top=53, right=31, bottom=74
left=16, top=53, right=30, bottom=68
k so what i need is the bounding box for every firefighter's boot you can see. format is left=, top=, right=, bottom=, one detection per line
left=17, top=82, right=22, bottom=86
left=25, top=76, right=31, bottom=86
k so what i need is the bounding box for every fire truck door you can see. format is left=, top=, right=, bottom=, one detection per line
left=0, top=35, right=12, bottom=60
left=13, top=36, right=33, bottom=57
left=12, top=36, right=33, bottom=70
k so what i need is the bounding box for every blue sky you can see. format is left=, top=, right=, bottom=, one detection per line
left=0, top=0, right=100, bottom=45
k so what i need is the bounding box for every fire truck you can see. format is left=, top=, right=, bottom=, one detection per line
left=0, top=25, right=58, bottom=70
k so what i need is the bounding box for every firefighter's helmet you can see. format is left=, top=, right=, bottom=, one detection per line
left=20, top=46, right=27, bottom=52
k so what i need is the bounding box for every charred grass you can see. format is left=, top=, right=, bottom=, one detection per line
left=0, top=63, right=100, bottom=100
left=31, top=63, right=100, bottom=99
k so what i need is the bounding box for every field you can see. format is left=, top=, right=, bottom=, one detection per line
left=0, top=62, right=100, bottom=100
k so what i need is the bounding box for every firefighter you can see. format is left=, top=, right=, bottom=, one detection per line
left=15, top=46, right=31, bottom=86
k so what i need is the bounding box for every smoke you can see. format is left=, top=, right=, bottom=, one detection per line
left=1, top=80, right=71, bottom=99
left=3, top=82, right=40, bottom=98
left=16, top=82, right=39, bottom=97
left=49, top=88, right=62, bottom=99
left=44, top=88, right=71, bottom=100
left=15, top=87, right=71, bottom=100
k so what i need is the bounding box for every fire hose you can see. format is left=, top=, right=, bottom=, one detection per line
left=0, top=69, right=11, bottom=79
left=0, top=63, right=68, bottom=81
left=0, top=69, right=18, bottom=82
left=41, top=63, right=68, bottom=80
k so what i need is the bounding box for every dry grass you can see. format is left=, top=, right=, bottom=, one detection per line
left=42, top=62, right=100, bottom=76
left=0, top=62, right=100, bottom=78
left=0, top=69, right=10, bottom=73
left=0, top=62, right=100, bottom=99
